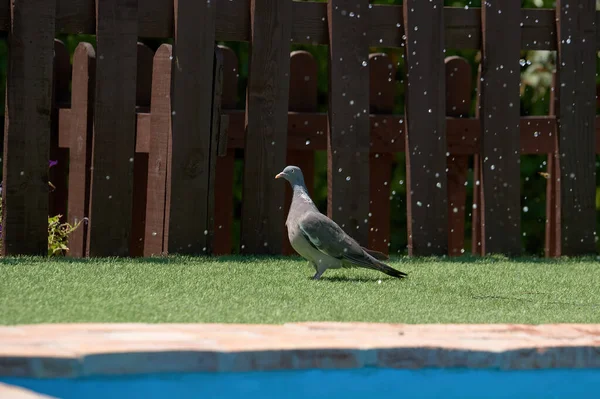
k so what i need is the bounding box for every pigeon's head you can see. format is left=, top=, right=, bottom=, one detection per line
left=275, top=165, right=305, bottom=186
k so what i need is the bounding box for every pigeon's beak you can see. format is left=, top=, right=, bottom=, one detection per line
left=275, top=172, right=284, bottom=179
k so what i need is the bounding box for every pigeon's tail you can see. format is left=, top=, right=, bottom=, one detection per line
left=368, top=258, right=407, bottom=279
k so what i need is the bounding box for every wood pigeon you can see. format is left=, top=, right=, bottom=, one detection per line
left=276, top=165, right=408, bottom=280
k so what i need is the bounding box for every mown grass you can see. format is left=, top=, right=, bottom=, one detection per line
left=0, top=255, right=599, bottom=325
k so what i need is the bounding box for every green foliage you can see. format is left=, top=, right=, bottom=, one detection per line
left=0, top=185, right=81, bottom=257
left=1, top=256, right=599, bottom=324
left=47, top=215, right=82, bottom=257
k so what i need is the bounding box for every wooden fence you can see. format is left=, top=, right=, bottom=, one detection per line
left=1, top=0, right=598, bottom=258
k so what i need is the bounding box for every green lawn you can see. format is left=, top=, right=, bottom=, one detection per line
left=1, top=255, right=599, bottom=325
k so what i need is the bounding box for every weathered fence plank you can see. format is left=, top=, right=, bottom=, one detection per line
left=207, top=47, right=224, bottom=254
left=555, top=0, right=597, bottom=255
left=88, top=0, right=138, bottom=257
left=130, top=43, right=153, bottom=257
left=0, top=2, right=591, bottom=52
left=143, top=44, right=172, bottom=256
left=545, top=71, right=560, bottom=257
left=2, top=0, right=56, bottom=255
left=403, top=0, right=447, bottom=255
left=479, top=1, right=522, bottom=255
left=50, top=39, right=71, bottom=223
left=471, top=64, right=483, bottom=255
left=445, top=56, right=472, bottom=257
left=212, top=46, right=238, bottom=255
left=368, top=53, right=395, bottom=255
left=241, top=0, right=292, bottom=254
left=168, top=0, right=216, bottom=254
left=327, top=0, right=370, bottom=245
left=58, top=43, right=95, bottom=258
left=282, top=50, right=318, bottom=256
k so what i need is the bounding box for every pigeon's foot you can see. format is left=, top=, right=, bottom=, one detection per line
left=312, top=270, right=324, bottom=280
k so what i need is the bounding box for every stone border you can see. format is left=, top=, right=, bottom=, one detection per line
left=1, top=323, right=599, bottom=378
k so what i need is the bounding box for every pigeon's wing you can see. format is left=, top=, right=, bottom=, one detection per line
left=298, top=212, right=375, bottom=268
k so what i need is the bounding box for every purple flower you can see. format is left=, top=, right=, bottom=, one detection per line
left=49, top=160, right=58, bottom=168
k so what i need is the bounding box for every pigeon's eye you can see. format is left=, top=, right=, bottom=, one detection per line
left=290, top=169, right=295, bottom=173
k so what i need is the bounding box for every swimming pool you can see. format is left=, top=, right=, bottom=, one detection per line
left=2, top=323, right=599, bottom=399
left=3, top=367, right=600, bottom=399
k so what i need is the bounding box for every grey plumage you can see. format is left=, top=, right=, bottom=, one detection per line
left=276, top=165, right=408, bottom=280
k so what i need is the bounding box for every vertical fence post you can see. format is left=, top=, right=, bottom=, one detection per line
left=212, top=46, right=238, bottom=255
left=143, top=44, right=172, bottom=256
left=472, top=65, right=483, bottom=255
left=241, top=0, right=293, bottom=254
left=283, top=50, right=318, bottom=255
left=555, top=0, right=597, bottom=255
left=88, top=0, right=138, bottom=256
left=368, top=53, right=395, bottom=255
left=168, top=0, right=216, bottom=254
left=403, top=0, right=448, bottom=255
left=50, top=40, right=71, bottom=224
left=445, top=56, right=472, bottom=257
left=2, top=0, right=56, bottom=255
left=327, top=0, right=370, bottom=245
left=479, top=1, right=522, bottom=255
left=59, top=43, right=96, bottom=258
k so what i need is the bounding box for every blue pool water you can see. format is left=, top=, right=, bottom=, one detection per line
left=3, top=368, right=600, bottom=399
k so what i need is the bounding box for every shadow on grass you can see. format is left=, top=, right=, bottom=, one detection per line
left=314, top=275, right=401, bottom=283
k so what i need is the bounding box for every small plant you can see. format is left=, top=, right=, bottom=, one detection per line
left=47, top=214, right=82, bottom=256
left=0, top=160, right=82, bottom=256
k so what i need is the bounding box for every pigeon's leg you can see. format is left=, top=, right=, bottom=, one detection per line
left=312, top=270, right=325, bottom=280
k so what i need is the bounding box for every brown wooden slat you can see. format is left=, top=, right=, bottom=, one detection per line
left=130, top=43, right=154, bottom=257
left=445, top=56, right=472, bottom=257
left=555, top=0, right=597, bottom=255
left=59, top=42, right=95, bottom=258
left=88, top=0, right=138, bottom=257
left=207, top=46, right=224, bottom=254
left=327, top=0, right=370, bottom=245
left=368, top=53, right=395, bottom=255
left=143, top=44, right=172, bottom=256
left=545, top=71, right=560, bottom=258
left=2, top=0, right=56, bottom=255
left=50, top=39, right=71, bottom=224
left=212, top=45, right=238, bottom=255
left=282, top=50, right=318, bottom=256
left=168, top=0, right=216, bottom=254
left=403, top=0, right=448, bottom=256
left=472, top=64, right=483, bottom=256
left=0, top=2, right=583, bottom=50
left=479, top=2, right=522, bottom=255
left=241, top=0, right=292, bottom=254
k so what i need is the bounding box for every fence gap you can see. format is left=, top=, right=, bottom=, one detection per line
left=368, top=53, right=395, bottom=255
left=283, top=50, right=318, bottom=256
left=445, top=56, right=472, bottom=257
left=50, top=39, right=71, bottom=225
left=212, top=45, right=238, bottom=255
left=130, top=43, right=153, bottom=257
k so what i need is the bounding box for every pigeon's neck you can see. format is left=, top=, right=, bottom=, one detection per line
left=292, top=183, right=315, bottom=206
